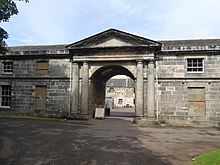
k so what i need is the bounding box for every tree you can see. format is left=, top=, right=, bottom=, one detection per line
left=0, top=0, right=29, bottom=54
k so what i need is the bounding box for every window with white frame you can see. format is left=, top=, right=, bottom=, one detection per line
left=2, top=61, right=13, bottom=74
left=187, top=58, right=204, bottom=73
left=1, top=85, right=12, bottom=107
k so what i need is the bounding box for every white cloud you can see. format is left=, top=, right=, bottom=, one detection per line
left=10, top=37, right=38, bottom=45
left=2, top=0, right=220, bottom=46
left=150, top=0, right=220, bottom=39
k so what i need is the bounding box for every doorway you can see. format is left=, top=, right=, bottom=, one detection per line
left=188, top=87, right=205, bottom=116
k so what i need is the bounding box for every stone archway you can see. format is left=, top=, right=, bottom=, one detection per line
left=90, top=65, right=135, bottom=115
left=66, top=29, right=162, bottom=119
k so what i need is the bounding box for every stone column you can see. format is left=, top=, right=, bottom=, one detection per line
left=81, top=61, right=89, bottom=113
left=135, top=60, right=144, bottom=116
left=71, top=62, right=79, bottom=113
left=89, top=79, right=93, bottom=112
left=147, top=61, right=155, bottom=117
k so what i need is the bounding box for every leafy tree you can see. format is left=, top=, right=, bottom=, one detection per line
left=0, top=0, right=29, bottom=54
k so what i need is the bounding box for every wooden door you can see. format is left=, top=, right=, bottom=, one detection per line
left=188, top=87, right=205, bottom=116
left=35, top=86, right=47, bottom=110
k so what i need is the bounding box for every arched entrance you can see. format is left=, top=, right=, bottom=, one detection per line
left=66, top=28, right=162, bottom=119
left=90, top=65, right=135, bottom=117
left=106, top=75, right=135, bottom=117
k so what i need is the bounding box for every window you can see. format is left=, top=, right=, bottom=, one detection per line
left=108, top=87, right=115, bottom=93
left=1, top=85, right=12, bottom=107
left=36, top=61, right=48, bottom=74
left=118, top=99, right=123, bottom=104
left=2, top=61, right=13, bottom=74
left=187, top=58, right=204, bottom=72
left=35, top=86, right=47, bottom=110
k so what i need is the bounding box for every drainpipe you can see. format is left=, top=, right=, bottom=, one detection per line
left=155, top=58, right=159, bottom=122
left=69, top=59, right=72, bottom=115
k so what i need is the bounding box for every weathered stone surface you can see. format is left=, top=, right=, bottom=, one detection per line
left=0, top=29, right=220, bottom=125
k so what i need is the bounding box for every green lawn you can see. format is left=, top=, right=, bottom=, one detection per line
left=191, top=149, right=220, bottom=165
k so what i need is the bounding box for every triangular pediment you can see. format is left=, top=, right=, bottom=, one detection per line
left=66, top=28, right=161, bottom=50
left=94, top=38, right=132, bottom=47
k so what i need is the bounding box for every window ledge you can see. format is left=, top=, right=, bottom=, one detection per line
left=0, top=106, right=11, bottom=109
left=187, top=72, right=204, bottom=74
left=2, top=72, right=13, bottom=75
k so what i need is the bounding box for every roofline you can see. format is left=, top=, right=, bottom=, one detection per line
left=157, top=49, right=220, bottom=56
left=159, top=38, right=220, bottom=42
left=8, top=44, right=67, bottom=48
left=0, top=53, right=71, bottom=60
left=66, top=28, right=162, bottom=49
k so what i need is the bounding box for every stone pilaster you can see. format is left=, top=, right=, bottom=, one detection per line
left=81, top=61, right=89, bottom=113
left=71, top=62, right=79, bottom=113
left=147, top=61, right=155, bottom=117
left=135, top=60, right=144, bottom=116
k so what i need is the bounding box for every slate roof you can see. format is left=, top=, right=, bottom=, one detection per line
left=5, top=28, right=220, bottom=55
left=160, top=39, right=220, bottom=46
left=159, top=39, right=220, bottom=51
left=9, top=44, right=67, bottom=51
left=7, top=44, right=68, bottom=55
left=7, top=39, right=220, bottom=54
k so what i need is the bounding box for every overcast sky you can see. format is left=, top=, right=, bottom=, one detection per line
left=1, top=0, right=220, bottom=46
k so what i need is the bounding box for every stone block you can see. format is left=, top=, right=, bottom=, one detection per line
left=176, top=111, right=188, bottom=116
left=166, top=87, right=175, bottom=91
left=133, top=117, right=158, bottom=125
left=158, top=87, right=166, bottom=91
left=162, top=111, right=174, bottom=115
left=209, top=117, right=220, bottom=121
left=174, top=73, right=185, bottom=78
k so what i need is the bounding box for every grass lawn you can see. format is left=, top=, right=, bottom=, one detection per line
left=191, top=149, right=220, bottom=165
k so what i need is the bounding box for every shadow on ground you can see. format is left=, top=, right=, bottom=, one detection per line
left=0, top=118, right=171, bottom=165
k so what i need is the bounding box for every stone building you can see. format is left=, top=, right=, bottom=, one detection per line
left=0, top=29, right=220, bottom=125
left=106, top=78, right=135, bottom=108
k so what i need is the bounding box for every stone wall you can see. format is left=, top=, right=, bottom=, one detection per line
left=1, top=38, right=220, bottom=125
left=156, top=53, right=220, bottom=123
left=0, top=58, right=71, bottom=117
left=106, top=86, right=135, bottom=108
left=0, top=59, right=70, bottom=78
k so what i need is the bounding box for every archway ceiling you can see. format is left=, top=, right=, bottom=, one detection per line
left=92, top=65, right=135, bottom=83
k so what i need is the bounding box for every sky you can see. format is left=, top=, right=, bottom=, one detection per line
left=1, top=0, right=220, bottom=46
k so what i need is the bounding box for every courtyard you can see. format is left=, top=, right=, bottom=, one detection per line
left=0, top=115, right=220, bottom=165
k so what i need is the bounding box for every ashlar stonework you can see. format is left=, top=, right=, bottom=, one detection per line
left=0, top=29, right=220, bottom=126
